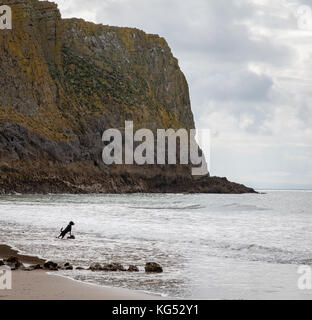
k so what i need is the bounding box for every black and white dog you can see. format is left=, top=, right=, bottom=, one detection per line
left=57, top=221, right=75, bottom=239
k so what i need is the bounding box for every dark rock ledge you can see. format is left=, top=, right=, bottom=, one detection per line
left=1, top=256, right=163, bottom=274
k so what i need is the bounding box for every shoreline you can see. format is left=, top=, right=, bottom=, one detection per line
left=0, top=244, right=161, bottom=300
left=0, top=244, right=45, bottom=265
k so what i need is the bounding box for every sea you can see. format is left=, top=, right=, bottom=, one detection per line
left=0, top=191, right=312, bottom=299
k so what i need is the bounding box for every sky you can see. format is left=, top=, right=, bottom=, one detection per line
left=50, top=0, right=312, bottom=189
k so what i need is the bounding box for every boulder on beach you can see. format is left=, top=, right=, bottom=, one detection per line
left=60, top=262, right=73, bottom=270
left=44, top=261, right=58, bottom=271
left=64, top=262, right=73, bottom=270
left=111, top=263, right=126, bottom=272
left=89, top=262, right=103, bottom=271
left=0, top=260, right=4, bottom=266
left=4, top=256, right=24, bottom=270
left=128, top=265, right=139, bottom=272
left=102, top=263, right=126, bottom=272
left=89, top=262, right=126, bottom=271
left=145, top=262, right=163, bottom=273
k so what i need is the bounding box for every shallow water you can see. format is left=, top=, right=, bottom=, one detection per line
left=0, top=191, right=312, bottom=299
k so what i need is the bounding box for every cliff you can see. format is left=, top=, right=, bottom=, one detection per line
left=0, top=0, right=255, bottom=194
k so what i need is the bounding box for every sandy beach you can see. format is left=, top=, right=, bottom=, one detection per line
left=0, top=245, right=159, bottom=300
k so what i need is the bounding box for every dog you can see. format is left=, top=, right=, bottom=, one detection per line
left=57, top=221, right=75, bottom=239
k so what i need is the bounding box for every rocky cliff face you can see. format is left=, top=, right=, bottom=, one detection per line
left=0, top=0, right=255, bottom=194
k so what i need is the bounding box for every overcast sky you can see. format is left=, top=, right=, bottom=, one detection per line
left=51, top=0, right=312, bottom=189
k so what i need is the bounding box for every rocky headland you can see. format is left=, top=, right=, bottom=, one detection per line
left=0, top=0, right=255, bottom=194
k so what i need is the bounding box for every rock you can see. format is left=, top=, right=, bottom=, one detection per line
left=60, top=262, right=73, bottom=270
left=4, top=256, right=24, bottom=270
left=102, top=263, right=126, bottom=272
left=0, top=260, right=4, bottom=266
left=112, top=263, right=126, bottom=271
left=145, top=262, right=163, bottom=273
left=128, top=265, right=139, bottom=272
left=43, top=261, right=58, bottom=271
left=64, top=263, right=73, bottom=270
left=102, top=264, right=116, bottom=271
left=89, top=262, right=103, bottom=271
left=67, top=235, right=75, bottom=239
left=76, top=267, right=85, bottom=270
left=89, top=262, right=126, bottom=271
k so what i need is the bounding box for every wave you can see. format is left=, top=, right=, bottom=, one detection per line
left=220, top=203, right=269, bottom=211
left=212, top=241, right=312, bottom=265
left=128, top=204, right=204, bottom=210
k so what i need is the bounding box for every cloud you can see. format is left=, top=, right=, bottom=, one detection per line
left=199, top=70, right=273, bottom=102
